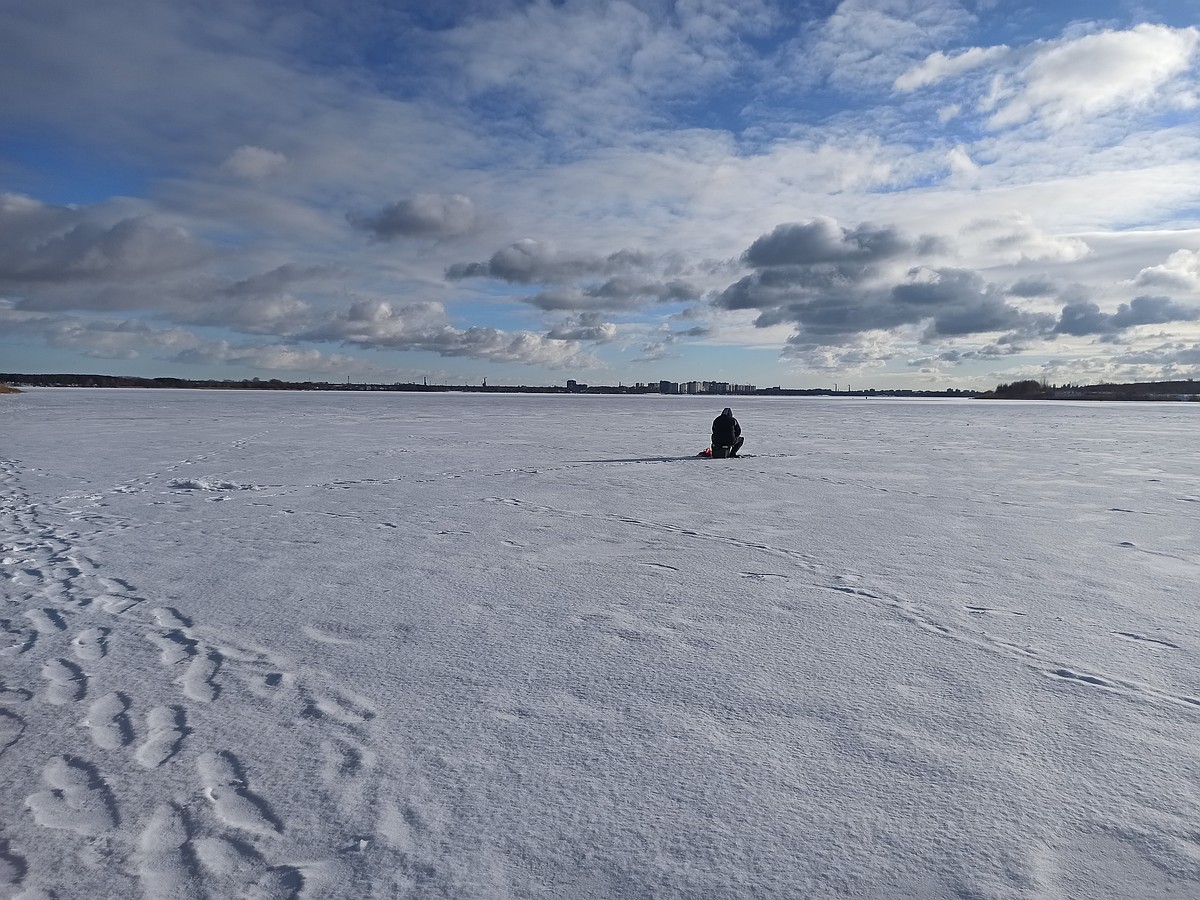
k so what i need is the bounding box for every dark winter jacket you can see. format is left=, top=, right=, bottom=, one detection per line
left=711, top=412, right=741, bottom=445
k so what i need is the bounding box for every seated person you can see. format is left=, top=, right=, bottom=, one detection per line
left=711, top=407, right=744, bottom=458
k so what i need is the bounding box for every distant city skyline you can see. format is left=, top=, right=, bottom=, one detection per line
left=3, top=1, right=1199, bottom=390
left=5, top=370, right=987, bottom=397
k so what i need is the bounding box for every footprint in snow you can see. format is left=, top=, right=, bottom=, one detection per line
left=197, top=751, right=281, bottom=836
left=72, top=626, right=109, bottom=661
left=245, top=670, right=294, bottom=703
left=41, top=658, right=86, bottom=704
left=81, top=692, right=133, bottom=750
left=194, top=835, right=303, bottom=898
left=98, top=594, right=143, bottom=615
left=318, top=737, right=376, bottom=818
left=179, top=647, right=221, bottom=703
left=319, top=738, right=366, bottom=785
left=300, top=685, right=376, bottom=726
left=151, top=606, right=192, bottom=629
left=147, top=629, right=197, bottom=666
left=10, top=568, right=46, bottom=588
left=24, top=607, right=66, bottom=633
left=138, top=803, right=202, bottom=900
left=0, top=840, right=27, bottom=894
left=25, top=756, right=118, bottom=835
left=0, top=623, right=35, bottom=656
left=136, top=706, right=187, bottom=768
left=0, top=681, right=33, bottom=703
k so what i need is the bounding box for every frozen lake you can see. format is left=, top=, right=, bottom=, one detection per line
left=2, top=388, right=1199, bottom=898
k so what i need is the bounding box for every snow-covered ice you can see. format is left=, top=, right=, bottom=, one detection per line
left=1, top=388, right=1199, bottom=898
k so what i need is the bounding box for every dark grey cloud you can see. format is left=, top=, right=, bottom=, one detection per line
left=522, top=288, right=613, bottom=312
left=525, top=276, right=700, bottom=312
left=1054, top=295, right=1200, bottom=336
left=446, top=239, right=655, bottom=284
left=545, top=312, right=618, bottom=342
left=749, top=289, right=921, bottom=337
left=743, top=219, right=913, bottom=268
left=899, top=270, right=1050, bottom=338
left=722, top=264, right=1042, bottom=342
left=347, top=193, right=476, bottom=240
left=0, top=194, right=207, bottom=290
left=589, top=276, right=699, bottom=303
left=1007, top=276, right=1058, bottom=297
left=1054, top=302, right=1112, bottom=336
left=1111, top=295, right=1200, bottom=328
left=926, top=297, right=1045, bottom=338
left=448, top=239, right=694, bottom=317
left=717, top=219, right=1058, bottom=346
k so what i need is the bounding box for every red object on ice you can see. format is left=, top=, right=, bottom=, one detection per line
left=699, top=447, right=713, bottom=457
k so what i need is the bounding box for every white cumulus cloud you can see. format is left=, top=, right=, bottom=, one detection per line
left=989, top=24, right=1200, bottom=129
left=1133, top=248, right=1200, bottom=291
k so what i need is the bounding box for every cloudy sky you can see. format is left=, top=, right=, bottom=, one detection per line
left=3, top=0, right=1200, bottom=389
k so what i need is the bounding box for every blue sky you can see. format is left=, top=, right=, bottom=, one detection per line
left=3, top=0, right=1200, bottom=389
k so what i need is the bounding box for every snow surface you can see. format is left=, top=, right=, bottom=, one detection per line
left=2, top=388, right=1200, bottom=899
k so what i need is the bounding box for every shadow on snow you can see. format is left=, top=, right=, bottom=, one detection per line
left=568, top=454, right=755, bottom=464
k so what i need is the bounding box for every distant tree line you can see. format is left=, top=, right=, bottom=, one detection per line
left=979, top=379, right=1049, bottom=399
left=978, top=378, right=1200, bottom=401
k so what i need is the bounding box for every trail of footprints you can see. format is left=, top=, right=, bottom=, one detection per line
left=497, top=493, right=1199, bottom=719
left=1, top=456, right=384, bottom=898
